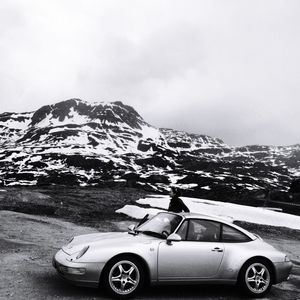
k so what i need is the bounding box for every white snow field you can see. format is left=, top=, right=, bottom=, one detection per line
left=116, top=195, right=300, bottom=230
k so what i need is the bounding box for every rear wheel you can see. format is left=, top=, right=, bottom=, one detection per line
left=239, top=259, right=273, bottom=297
left=103, top=257, right=144, bottom=298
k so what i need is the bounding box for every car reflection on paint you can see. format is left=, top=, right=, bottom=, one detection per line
left=53, top=212, right=292, bottom=298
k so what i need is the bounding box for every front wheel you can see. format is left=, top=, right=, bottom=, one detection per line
left=103, top=257, right=144, bottom=298
left=239, top=260, right=273, bottom=297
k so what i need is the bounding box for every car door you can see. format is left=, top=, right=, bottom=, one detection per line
left=157, top=219, right=224, bottom=281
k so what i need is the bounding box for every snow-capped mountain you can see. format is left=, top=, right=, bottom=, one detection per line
left=0, top=99, right=299, bottom=202
left=1, top=99, right=163, bottom=152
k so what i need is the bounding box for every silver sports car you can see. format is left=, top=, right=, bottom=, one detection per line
left=53, top=212, right=292, bottom=298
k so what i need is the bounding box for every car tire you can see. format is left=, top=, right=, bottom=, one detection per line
left=239, top=259, right=273, bottom=298
left=102, top=256, right=145, bottom=298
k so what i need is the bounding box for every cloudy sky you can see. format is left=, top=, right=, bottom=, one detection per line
left=1, top=0, right=299, bottom=146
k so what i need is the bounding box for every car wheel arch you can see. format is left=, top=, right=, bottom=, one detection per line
left=237, top=256, right=276, bottom=284
left=99, top=252, right=151, bottom=286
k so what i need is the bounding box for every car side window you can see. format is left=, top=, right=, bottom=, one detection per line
left=221, top=224, right=251, bottom=242
left=186, top=220, right=221, bottom=242
left=176, top=220, right=188, bottom=240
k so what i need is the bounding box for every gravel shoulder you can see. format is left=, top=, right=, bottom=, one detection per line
left=0, top=210, right=299, bottom=300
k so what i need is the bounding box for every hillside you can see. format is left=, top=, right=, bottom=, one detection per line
left=0, top=98, right=299, bottom=202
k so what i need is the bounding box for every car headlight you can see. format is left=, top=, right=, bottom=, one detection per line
left=76, top=246, right=89, bottom=259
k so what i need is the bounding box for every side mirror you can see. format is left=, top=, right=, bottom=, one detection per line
left=166, top=233, right=181, bottom=245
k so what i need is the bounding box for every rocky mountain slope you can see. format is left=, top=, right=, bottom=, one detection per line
left=0, top=98, right=299, bottom=202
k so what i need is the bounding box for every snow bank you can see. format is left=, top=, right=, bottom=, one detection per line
left=117, top=195, right=300, bottom=230
left=116, top=205, right=163, bottom=219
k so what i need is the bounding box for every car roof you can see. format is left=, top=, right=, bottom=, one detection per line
left=178, top=212, right=229, bottom=222
left=171, top=212, right=257, bottom=240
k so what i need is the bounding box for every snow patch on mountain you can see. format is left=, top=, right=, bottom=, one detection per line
left=0, top=112, right=33, bottom=129
left=0, top=98, right=298, bottom=201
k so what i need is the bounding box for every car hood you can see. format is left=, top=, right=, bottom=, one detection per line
left=62, top=232, right=159, bottom=255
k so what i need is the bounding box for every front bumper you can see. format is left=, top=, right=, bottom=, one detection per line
left=274, top=261, right=293, bottom=283
left=53, top=249, right=105, bottom=288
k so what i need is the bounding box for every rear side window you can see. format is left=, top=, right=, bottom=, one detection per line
left=222, top=225, right=251, bottom=242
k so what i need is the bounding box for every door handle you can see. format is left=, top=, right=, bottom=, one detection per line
left=211, top=247, right=223, bottom=252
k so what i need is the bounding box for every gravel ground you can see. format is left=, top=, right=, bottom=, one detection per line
left=0, top=210, right=299, bottom=300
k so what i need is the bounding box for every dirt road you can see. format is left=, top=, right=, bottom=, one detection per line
left=0, top=210, right=299, bottom=300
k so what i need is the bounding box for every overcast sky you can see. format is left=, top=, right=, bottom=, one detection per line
left=0, top=0, right=299, bottom=146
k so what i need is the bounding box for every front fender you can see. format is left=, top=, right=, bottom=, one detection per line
left=80, top=239, right=160, bottom=282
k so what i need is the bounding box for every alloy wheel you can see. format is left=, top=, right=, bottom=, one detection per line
left=245, top=262, right=270, bottom=294
left=108, top=260, right=140, bottom=296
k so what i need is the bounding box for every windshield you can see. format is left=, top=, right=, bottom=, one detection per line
left=137, top=212, right=182, bottom=239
